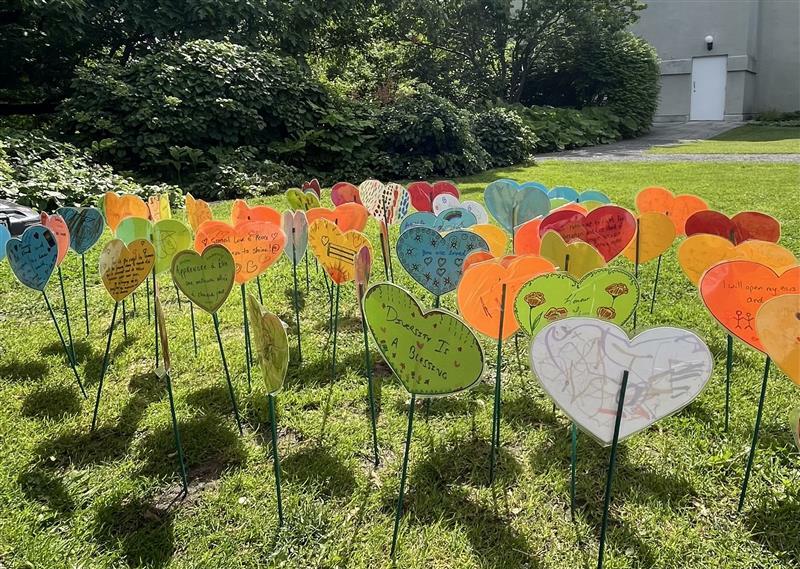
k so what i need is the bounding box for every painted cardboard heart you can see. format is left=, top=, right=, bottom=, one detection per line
left=622, top=212, right=676, bottom=264
left=286, top=188, right=321, bottom=211
left=470, top=224, right=507, bottom=257
left=282, top=210, right=308, bottom=264
left=171, top=245, right=235, bottom=314
left=700, top=260, right=800, bottom=352
left=407, top=181, right=459, bottom=212
left=6, top=225, right=58, bottom=291
left=539, top=205, right=635, bottom=262
left=514, top=219, right=542, bottom=255
left=57, top=206, right=105, bottom=254
left=355, top=246, right=372, bottom=298
left=116, top=216, right=152, bottom=245
left=306, top=203, right=369, bottom=232
left=99, top=239, right=156, bottom=301
left=635, top=186, right=707, bottom=235
left=400, top=209, right=476, bottom=233
left=147, top=194, right=171, bottom=221
left=247, top=294, right=289, bottom=394
left=0, top=224, right=10, bottom=262
left=430, top=196, right=488, bottom=224
left=396, top=227, right=489, bottom=296
left=791, top=407, right=800, bottom=450
left=302, top=178, right=322, bottom=197
left=185, top=193, right=213, bottom=232
left=308, top=218, right=372, bottom=284
left=231, top=200, right=281, bottom=226
left=484, top=179, right=551, bottom=233
left=684, top=210, right=780, bottom=244
left=531, top=318, right=713, bottom=446
left=678, top=234, right=797, bottom=284
left=514, top=268, right=639, bottom=336
left=458, top=255, right=555, bottom=339
left=103, top=192, right=149, bottom=232
left=152, top=219, right=193, bottom=274
left=548, top=187, right=611, bottom=204
left=40, top=213, right=70, bottom=266
left=195, top=221, right=286, bottom=284
left=359, top=180, right=410, bottom=225
left=539, top=231, right=606, bottom=279
left=331, top=182, right=362, bottom=206
left=756, top=294, right=800, bottom=386
left=364, top=283, right=484, bottom=396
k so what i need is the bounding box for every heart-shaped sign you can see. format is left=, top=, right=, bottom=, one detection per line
left=400, top=209, right=476, bottom=233
left=147, top=194, right=171, bottom=221
left=152, top=219, right=193, bottom=274
left=359, top=180, right=410, bottom=225
left=635, top=187, right=707, bottom=235
left=791, top=408, right=800, bottom=450
left=407, top=181, right=460, bottom=212
left=531, top=318, right=713, bottom=445
left=549, top=187, right=611, bottom=204
left=56, top=206, right=105, bottom=254
left=684, top=210, right=780, bottom=244
left=756, top=294, right=800, bottom=386
left=306, top=203, right=369, bottom=232
left=282, top=210, right=308, bottom=264
left=303, top=178, right=322, bottom=197
left=40, top=213, right=70, bottom=266
left=195, top=221, right=286, bottom=284
left=539, top=205, right=636, bottom=262
left=470, top=224, right=507, bottom=257
left=103, top=193, right=149, bottom=232
left=308, top=218, right=372, bottom=284
left=231, top=200, right=281, bottom=226
left=700, top=260, right=800, bottom=352
left=539, top=231, right=606, bottom=279
left=363, top=283, right=484, bottom=396
left=185, top=193, right=213, bottom=232
left=514, top=268, right=638, bottom=336
left=116, top=216, right=152, bottom=244
left=0, top=224, right=10, bottom=261
left=514, top=219, right=542, bottom=255
left=6, top=225, right=58, bottom=291
left=678, top=234, right=797, bottom=284
left=247, top=294, right=289, bottom=394
left=458, top=255, right=555, bottom=339
left=171, top=245, right=235, bottom=314
left=621, top=212, right=676, bottom=264
left=331, top=182, right=362, bottom=206
left=430, top=196, right=489, bottom=224
left=396, top=227, right=489, bottom=296
left=99, top=239, right=156, bottom=301
left=484, top=179, right=551, bottom=233
left=286, top=188, right=321, bottom=211
left=355, top=246, right=372, bottom=295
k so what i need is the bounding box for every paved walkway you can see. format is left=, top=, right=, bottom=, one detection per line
left=536, top=121, right=799, bottom=162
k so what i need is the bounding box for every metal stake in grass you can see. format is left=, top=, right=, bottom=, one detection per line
left=145, top=274, right=152, bottom=323
left=153, top=270, right=159, bottom=369
left=81, top=253, right=91, bottom=335
left=570, top=422, right=578, bottom=521
left=162, top=367, right=189, bottom=496
left=57, top=266, right=75, bottom=363
left=738, top=356, right=771, bottom=512
left=291, top=227, right=303, bottom=363
left=240, top=283, right=253, bottom=390
left=268, top=393, right=284, bottom=526
left=331, top=284, right=341, bottom=382
left=649, top=254, right=663, bottom=314
left=390, top=393, right=417, bottom=561
left=189, top=301, right=198, bottom=356
left=256, top=275, right=264, bottom=304
left=632, top=218, right=640, bottom=330
left=43, top=290, right=86, bottom=398
left=212, top=312, right=243, bottom=435
left=488, top=283, right=508, bottom=485
left=358, top=295, right=380, bottom=467
left=304, top=250, right=310, bottom=292
left=724, top=334, right=733, bottom=432
left=92, top=301, right=119, bottom=431
left=121, top=298, right=128, bottom=340
left=596, top=369, right=630, bottom=569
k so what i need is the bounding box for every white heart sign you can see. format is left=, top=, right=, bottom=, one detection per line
left=431, top=195, right=489, bottom=224
left=530, top=318, right=713, bottom=446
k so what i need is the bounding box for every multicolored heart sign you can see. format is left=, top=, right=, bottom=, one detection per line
left=103, top=192, right=149, bottom=232
left=171, top=245, right=235, bottom=314
left=99, top=239, right=156, bottom=301
left=684, top=210, right=780, bottom=244
left=152, top=219, right=192, bottom=274
left=756, top=294, right=800, bottom=386
left=282, top=210, right=308, bottom=264
left=430, top=196, right=489, bottom=224
left=622, top=212, right=676, bottom=264
left=247, top=294, right=289, bottom=395
left=40, top=213, right=70, bottom=266
left=635, top=186, right=707, bottom=235
left=363, top=283, right=484, bottom=396
left=57, top=206, right=105, bottom=254
left=514, top=269, right=638, bottom=336
left=538, top=205, right=636, bottom=262
left=678, top=235, right=797, bottom=284
left=539, top=231, right=606, bottom=279
left=308, top=218, right=372, bottom=284
left=407, top=181, right=460, bottom=212
left=185, top=193, right=213, bottom=232
left=286, top=188, right=321, bottom=211
left=0, top=224, right=10, bottom=262
left=359, top=180, right=410, bottom=225
left=147, top=194, right=171, bottom=221
left=6, top=225, right=58, bottom=291
left=431, top=193, right=460, bottom=214
left=470, top=224, right=507, bottom=257
left=791, top=408, right=800, bottom=450
left=306, top=203, right=369, bottom=232
left=531, top=318, right=713, bottom=446
left=396, top=227, right=489, bottom=296
left=331, top=182, right=361, bottom=206
left=399, top=209, right=477, bottom=233
left=195, top=221, right=286, bottom=284
left=484, top=179, right=551, bottom=233
left=231, top=200, right=281, bottom=226
left=700, top=260, right=800, bottom=352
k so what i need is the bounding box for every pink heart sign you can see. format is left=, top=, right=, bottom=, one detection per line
left=538, top=205, right=636, bottom=262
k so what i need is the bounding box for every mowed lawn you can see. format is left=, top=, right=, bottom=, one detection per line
left=649, top=125, right=800, bottom=154
left=0, top=161, right=798, bottom=569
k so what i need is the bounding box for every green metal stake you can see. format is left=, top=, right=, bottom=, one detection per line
left=240, top=283, right=252, bottom=390
left=331, top=284, right=341, bottom=382
left=146, top=275, right=151, bottom=323
left=256, top=275, right=264, bottom=304
left=597, top=369, right=630, bottom=569
left=58, top=266, right=75, bottom=362
left=488, top=284, right=508, bottom=485
left=173, top=281, right=182, bottom=308
left=570, top=423, right=578, bottom=520
left=43, top=290, right=86, bottom=398
left=304, top=251, right=310, bottom=292
left=162, top=368, right=189, bottom=495
left=738, top=357, right=771, bottom=512
left=632, top=218, right=640, bottom=330
left=153, top=271, right=159, bottom=369
left=649, top=255, right=662, bottom=314
left=724, top=334, right=733, bottom=432
left=434, top=295, right=440, bottom=309
left=91, top=302, right=119, bottom=430
left=291, top=228, right=302, bottom=363
left=81, top=253, right=90, bottom=335
left=360, top=310, right=380, bottom=466
left=390, top=393, right=417, bottom=561
left=212, top=312, right=243, bottom=435
left=268, top=393, right=284, bottom=526
left=189, top=301, right=198, bottom=356
left=122, top=299, right=128, bottom=340
left=131, top=290, right=137, bottom=315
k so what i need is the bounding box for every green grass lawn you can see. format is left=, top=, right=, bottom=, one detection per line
left=649, top=125, right=800, bottom=154
left=1, top=161, right=798, bottom=568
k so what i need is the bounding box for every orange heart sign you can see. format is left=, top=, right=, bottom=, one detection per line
left=539, top=231, right=606, bottom=279
left=195, top=221, right=286, bottom=284
left=308, top=219, right=372, bottom=284
left=678, top=234, right=797, bottom=284
left=306, top=203, right=369, bottom=232
left=700, top=260, right=800, bottom=352
left=514, top=219, right=541, bottom=255
left=186, top=193, right=213, bottom=231
left=40, top=213, right=70, bottom=266
left=99, top=239, right=156, bottom=301
left=635, top=186, right=707, bottom=235
left=470, top=224, right=507, bottom=257
left=756, top=294, right=800, bottom=385
left=458, top=255, right=555, bottom=339
left=230, top=199, right=281, bottom=226
left=103, top=192, right=149, bottom=232
left=622, top=212, right=676, bottom=264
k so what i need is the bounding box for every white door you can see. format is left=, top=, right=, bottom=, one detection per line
left=690, top=56, right=727, bottom=120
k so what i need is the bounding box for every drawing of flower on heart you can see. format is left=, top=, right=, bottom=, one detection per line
left=524, top=291, right=546, bottom=307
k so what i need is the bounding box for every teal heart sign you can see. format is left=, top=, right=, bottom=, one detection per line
left=0, top=224, right=10, bottom=261
left=363, top=283, right=484, bottom=396
left=6, top=225, right=58, bottom=291
left=484, top=179, right=550, bottom=233
left=396, top=227, right=488, bottom=296
left=399, top=208, right=477, bottom=233
left=57, top=206, right=105, bottom=254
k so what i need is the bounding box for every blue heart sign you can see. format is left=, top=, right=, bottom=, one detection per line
left=484, top=179, right=551, bottom=234
left=6, top=225, right=58, bottom=291
left=57, top=206, right=106, bottom=254
left=400, top=208, right=477, bottom=233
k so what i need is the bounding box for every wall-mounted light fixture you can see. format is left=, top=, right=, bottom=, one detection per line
left=705, top=35, right=714, bottom=51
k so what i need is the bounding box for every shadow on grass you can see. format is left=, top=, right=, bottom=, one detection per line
left=282, top=445, right=356, bottom=499
left=0, top=359, right=49, bottom=383
left=17, top=468, right=75, bottom=515
left=21, top=384, right=81, bottom=420
left=284, top=350, right=366, bottom=389
left=745, top=497, right=800, bottom=565
left=42, top=338, right=95, bottom=365
left=282, top=287, right=306, bottom=311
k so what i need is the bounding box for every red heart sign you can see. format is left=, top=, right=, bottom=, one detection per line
left=302, top=178, right=322, bottom=197
left=407, top=181, right=460, bottom=212
left=538, top=205, right=636, bottom=261
left=685, top=210, right=780, bottom=244
left=331, top=182, right=362, bottom=206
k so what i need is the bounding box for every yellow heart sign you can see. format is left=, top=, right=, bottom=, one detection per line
left=104, top=192, right=149, bottom=232
left=540, top=230, right=606, bottom=279
left=99, top=239, right=156, bottom=301
left=470, top=224, right=507, bottom=257
left=756, top=294, right=800, bottom=386
left=622, top=212, right=676, bottom=264
left=308, top=218, right=372, bottom=284
left=186, top=193, right=213, bottom=231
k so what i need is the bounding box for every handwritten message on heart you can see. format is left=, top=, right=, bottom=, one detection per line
left=364, top=283, right=484, bottom=396
left=539, top=205, right=635, bottom=262
left=484, top=179, right=551, bottom=233
left=308, top=219, right=372, bottom=284
left=755, top=294, right=800, bottom=385
left=195, top=221, right=286, bottom=284
left=331, top=182, right=361, bottom=206
left=539, top=231, right=606, bottom=279
left=231, top=200, right=281, bottom=226
left=678, top=235, right=797, bottom=284
left=306, top=203, right=369, bottom=232
left=286, top=188, right=321, bottom=211
left=531, top=318, right=713, bottom=445
left=400, top=209, right=477, bottom=233
left=6, top=225, right=58, bottom=291
left=57, top=206, right=105, bottom=254
left=247, top=294, right=289, bottom=395
left=40, top=213, right=70, bottom=266
left=185, top=193, right=213, bottom=231
left=685, top=210, right=780, bottom=244
left=407, top=181, right=459, bottom=212
left=99, top=239, right=156, bottom=301
left=635, top=186, right=707, bottom=235
left=171, top=245, right=235, bottom=314
left=282, top=211, right=308, bottom=264
left=103, top=193, right=149, bottom=232
left=621, top=212, right=675, bottom=264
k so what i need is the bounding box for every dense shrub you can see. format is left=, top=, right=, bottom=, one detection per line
left=473, top=108, right=537, bottom=167
left=508, top=105, right=623, bottom=152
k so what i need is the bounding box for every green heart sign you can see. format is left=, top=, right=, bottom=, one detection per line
left=363, top=283, right=484, bottom=396
left=514, top=268, right=639, bottom=336
left=171, top=245, right=235, bottom=314
left=247, top=293, right=289, bottom=395
left=286, top=188, right=320, bottom=211
left=153, top=219, right=193, bottom=274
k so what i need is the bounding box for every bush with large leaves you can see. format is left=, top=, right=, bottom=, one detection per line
left=474, top=107, right=537, bottom=167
